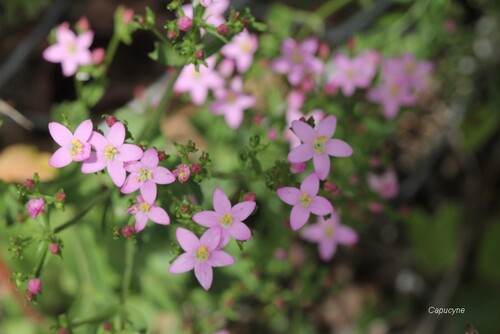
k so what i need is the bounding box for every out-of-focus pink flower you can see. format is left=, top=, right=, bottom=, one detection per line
left=367, top=168, right=399, bottom=199
left=43, top=23, right=93, bottom=76
left=173, top=164, right=191, bottom=183
left=277, top=173, right=334, bottom=230
left=178, top=17, right=193, bottom=31
left=271, top=38, right=324, bottom=86
left=367, top=77, right=415, bottom=119
left=126, top=195, right=170, bottom=232
left=218, top=58, right=235, bottom=77
left=193, top=188, right=256, bottom=248
left=175, top=57, right=224, bottom=105
left=27, top=278, right=42, bottom=295
left=169, top=228, right=234, bottom=290
left=27, top=198, right=45, bottom=218
left=328, top=51, right=379, bottom=96
left=183, top=0, right=229, bottom=28
left=290, top=162, right=306, bottom=174
left=91, top=48, right=105, bottom=64
left=123, top=8, right=134, bottom=24
left=81, top=122, right=143, bottom=187
left=368, top=201, right=384, bottom=213
left=221, top=29, right=258, bottom=73
left=48, top=119, right=93, bottom=168
left=301, top=213, right=358, bottom=261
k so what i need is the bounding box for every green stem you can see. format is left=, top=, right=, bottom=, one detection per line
left=33, top=241, right=48, bottom=278
left=74, top=76, right=83, bottom=100
left=54, top=188, right=113, bottom=234
left=137, top=67, right=182, bottom=142
left=120, top=239, right=136, bottom=329
left=151, top=27, right=170, bottom=44
left=105, top=33, right=121, bottom=66
left=297, top=0, right=351, bottom=38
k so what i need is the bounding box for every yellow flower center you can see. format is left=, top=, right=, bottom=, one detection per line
left=196, top=246, right=210, bottom=261
left=313, top=136, right=327, bottom=154
left=140, top=202, right=151, bottom=212
left=346, top=69, right=356, bottom=78
left=299, top=193, right=312, bottom=207
left=219, top=213, right=233, bottom=226
left=241, top=41, right=252, bottom=53
left=389, top=84, right=400, bottom=97
left=136, top=168, right=153, bottom=182
left=67, top=42, right=77, bottom=54
left=292, top=51, right=303, bottom=64
left=324, top=225, right=335, bottom=238
left=70, top=138, right=83, bottom=157
left=405, top=61, right=416, bottom=74
left=104, top=145, right=118, bottom=161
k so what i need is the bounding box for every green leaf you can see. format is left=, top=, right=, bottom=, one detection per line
left=81, top=81, right=107, bottom=108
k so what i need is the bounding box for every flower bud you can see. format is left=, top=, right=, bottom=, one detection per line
left=190, top=163, right=202, bottom=174
left=123, top=8, right=134, bottom=24
left=243, top=192, right=256, bottom=202
left=167, top=29, right=178, bottom=39
left=290, top=162, right=306, bottom=174
left=216, top=24, right=229, bottom=36
left=368, top=202, right=384, bottom=213
left=49, top=243, right=60, bottom=254
left=27, top=278, right=42, bottom=295
left=103, top=322, right=113, bottom=331
left=195, top=49, right=204, bottom=60
left=157, top=150, right=167, bottom=161
left=92, top=48, right=106, bottom=64
left=174, top=164, right=191, bottom=184
left=105, top=115, right=118, bottom=127
left=27, top=198, right=45, bottom=218
left=24, top=178, right=35, bottom=190
left=58, top=328, right=70, bottom=334
left=178, top=17, right=193, bottom=32
left=323, top=181, right=338, bottom=193
left=121, top=226, right=136, bottom=238
left=55, top=191, right=66, bottom=202
left=76, top=17, right=90, bottom=33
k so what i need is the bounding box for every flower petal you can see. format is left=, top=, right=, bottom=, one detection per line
left=119, top=144, right=143, bottom=162
left=276, top=187, right=300, bottom=206
left=141, top=148, right=159, bottom=169
left=300, top=173, right=319, bottom=196
left=207, top=250, right=234, bottom=267
left=213, top=188, right=231, bottom=214
left=72, top=142, right=91, bottom=161
left=319, top=241, right=336, bottom=261
left=194, top=262, right=213, bottom=290
left=313, top=153, right=330, bottom=180
left=192, top=211, right=219, bottom=228
left=153, top=166, right=175, bottom=184
left=107, top=122, right=125, bottom=147
left=231, top=201, right=256, bottom=221
left=169, top=253, right=196, bottom=273
left=107, top=159, right=126, bottom=187
left=291, top=120, right=316, bottom=143
left=337, top=225, right=358, bottom=245
left=141, top=180, right=157, bottom=204
left=309, top=196, right=333, bottom=216
left=148, top=206, right=170, bottom=225
left=73, top=119, right=93, bottom=142
left=89, top=131, right=108, bottom=151
left=120, top=175, right=141, bottom=194
left=326, top=139, right=353, bottom=157
left=300, top=224, right=323, bottom=242
left=229, top=221, right=251, bottom=241
left=176, top=227, right=199, bottom=252
left=287, top=143, right=314, bottom=163
left=81, top=153, right=106, bottom=173
left=134, top=212, right=149, bottom=232
left=49, top=147, right=72, bottom=168
left=316, top=115, right=337, bottom=138
left=49, top=122, right=73, bottom=146
left=290, top=205, right=310, bottom=231
left=200, top=228, right=222, bottom=252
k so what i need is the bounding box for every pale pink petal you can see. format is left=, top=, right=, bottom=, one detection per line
left=290, top=205, right=310, bottom=231
left=141, top=148, right=159, bottom=169
left=124, top=161, right=141, bottom=173
left=213, top=188, right=231, bottom=214
left=200, top=228, right=221, bottom=252
left=169, top=253, right=196, bottom=273
left=300, top=173, right=319, bottom=196
left=119, top=144, right=143, bottom=162
left=190, top=86, right=208, bottom=105
left=313, top=154, right=330, bottom=180
left=218, top=229, right=231, bottom=248
left=229, top=221, right=251, bottom=241
left=81, top=153, right=106, bottom=173
left=49, top=147, right=72, bottom=168
left=107, top=159, right=126, bottom=187
left=301, top=224, right=323, bottom=242
left=61, top=59, right=78, bottom=76
left=326, top=139, right=353, bottom=157
left=316, top=115, right=337, bottom=138
left=231, top=201, right=256, bottom=221
left=107, top=122, right=126, bottom=147
left=193, top=211, right=220, bottom=228
left=300, top=37, right=318, bottom=54
left=224, top=109, right=244, bottom=129
left=153, top=166, right=175, bottom=184
left=72, top=142, right=91, bottom=161
left=77, top=31, right=93, bottom=49
left=287, top=143, right=314, bottom=163
left=319, top=241, right=336, bottom=261
left=120, top=176, right=141, bottom=194
left=149, top=206, right=170, bottom=225
left=56, top=26, right=75, bottom=44
left=337, top=225, right=358, bottom=245
left=276, top=187, right=300, bottom=206
left=134, top=212, right=149, bottom=232
left=176, top=228, right=199, bottom=252
left=141, top=180, right=157, bottom=204
left=309, top=196, right=333, bottom=216
left=194, top=262, right=213, bottom=290
left=207, top=251, right=234, bottom=267
left=89, top=131, right=107, bottom=150
left=48, top=122, right=73, bottom=146
left=271, top=58, right=290, bottom=73
left=43, top=45, right=64, bottom=62
left=291, top=120, right=316, bottom=143
left=73, top=119, right=93, bottom=141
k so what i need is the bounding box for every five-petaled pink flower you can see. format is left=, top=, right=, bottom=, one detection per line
left=43, top=23, right=93, bottom=76
left=301, top=213, right=358, bottom=261
left=27, top=198, right=46, bottom=218
left=209, top=77, right=256, bottom=129
left=366, top=168, right=399, bottom=199
left=328, top=51, right=379, bottom=96
left=277, top=173, right=334, bottom=231
left=367, top=76, right=415, bottom=119
left=221, top=29, right=258, bottom=73
left=169, top=227, right=234, bottom=290
left=271, top=37, right=324, bottom=86
left=173, top=164, right=191, bottom=183
left=121, top=148, right=175, bottom=203
left=126, top=195, right=170, bottom=232
left=174, top=57, right=224, bottom=105
left=48, top=119, right=93, bottom=168
left=193, top=188, right=256, bottom=248
left=81, top=122, right=143, bottom=187
left=288, top=116, right=353, bottom=180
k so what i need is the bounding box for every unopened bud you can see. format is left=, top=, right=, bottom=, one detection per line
left=216, top=24, right=229, bottom=36
left=243, top=192, right=256, bottom=202
left=324, top=181, right=338, bottom=193
left=121, top=226, right=136, bottom=238
left=24, top=178, right=35, bottom=190
left=105, top=115, right=118, bottom=127
left=27, top=278, right=42, bottom=295
left=178, top=17, right=193, bottom=32
left=49, top=243, right=60, bottom=254
left=157, top=150, right=167, bottom=161
left=190, top=163, right=202, bottom=174
left=195, top=49, right=204, bottom=59
left=55, top=191, right=66, bottom=202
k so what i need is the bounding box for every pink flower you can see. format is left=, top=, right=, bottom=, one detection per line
left=287, top=116, right=353, bottom=180
left=328, top=51, right=379, bottom=96
left=43, top=23, right=93, bottom=76
left=174, top=56, right=224, bottom=105
left=48, top=119, right=93, bottom=168
left=121, top=148, right=175, bottom=203
left=126, top=195, right=170, bottom=232
left=367, top=168, right=399, bottom=199
left=209, top=77, right=256, bottom=129
left=173, top=164, right=191, bottom=183
left=367, top=78, right=415, bottom=119
left=301, top=213, right=358, bottom=261
left=193, top=188, right=256, bottom=248
left=169, top=227, right=234, bottom=290
left=27, top=278, right=42, bottom=295
left=27, top=198, right=45, bottom=218
left=178, top=17, right=193, bottom=31
left=221, top=29, right=258, bottom=73
left=182, top=0, right=229, bottom=28
left=81, top=122, right=143, bottom=187
left=277, top=173, right=334, bottom=231
left=271, top=38, right=324, bottom=86
left=91, top=48, right=105, bottom=64
left=200, top=0, right=212, bottom=8
left=384, top=54, right=433, bottom=94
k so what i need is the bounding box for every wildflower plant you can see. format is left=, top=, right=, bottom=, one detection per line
left=0, top=0, right=446, bottom=332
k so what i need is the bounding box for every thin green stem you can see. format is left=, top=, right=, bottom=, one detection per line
left=104, top=33, right=121, bottom=66
left=120, top=239, right=136, bottom=329
left=33, top=241, right=48, bottom=278
left=54, top=188, right=113, bottom=234
left=151, top=27, right=170, bottom=44
left=74, top=76, right=83, bottom=100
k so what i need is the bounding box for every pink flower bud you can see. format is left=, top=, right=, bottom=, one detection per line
left=55, top=191, right=66, bottom=202
left=27, top=198, right=45, bottom=218
left=167, top=30, right=178, bottom=39
left=58, top=328, right=70, bottom=334
left=290, top=162, right=306, bottom=174
left=195, top=49, right=204, bottom=59
left=157, top=150, right=167, bottom=161
left=24, top=178, right=35, bottom=190
left=173, top=164, right=191, bottom=184
left=123, top=8, right=134, bottom=24
left=323, top=181, right=338, bottom=193
left=243, top=192, right=256, bottom=202
left=49, top=243, right=60, bottom=254
left=178, top=17, right=193, bottom=32
left=28, top=278, right=42, bottom=295
left=318, top=42, right=330, bottom=58
left=76, top=17, right=90, bottom=32
left=25, top=291, right=35, bottom=301
left=368, top=202, right=384, bottom=213
left=190, top=163, right=202, bottom=174
left=216, top=24, right=229, bottom=36
left=267, top=129, right=278, bottom=141
left=121, top=226, right=136, bottom=238
left=253, top=114, right=264, bottom=125
left=274, top=248, right=287, bottom=260
left=105, top=115, right=118, bottom=127
left=92, top=48, right=106, bottom=64
left=103, top=322, right=113, bottom=331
